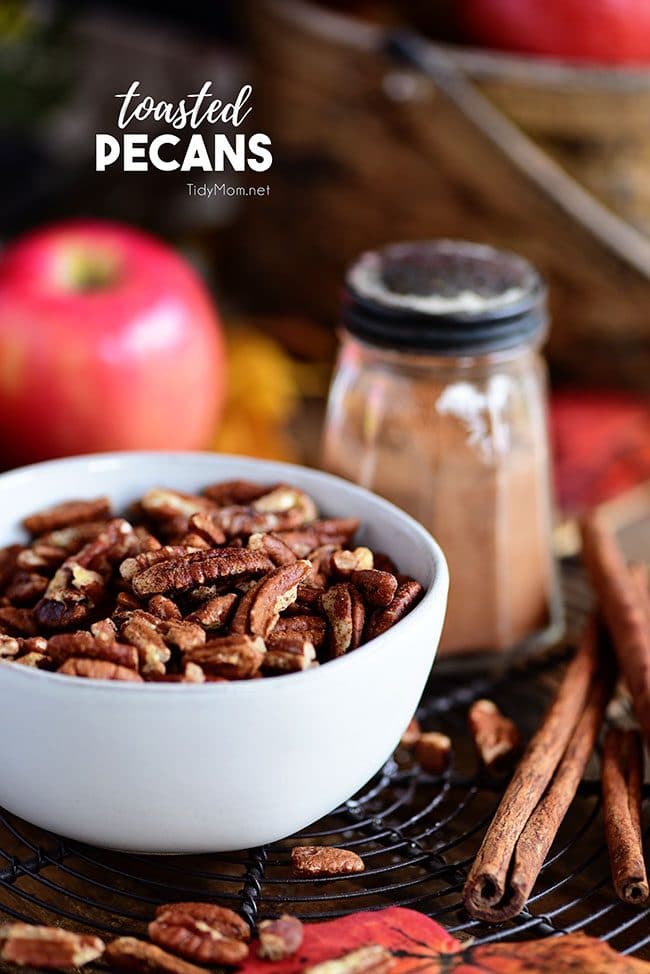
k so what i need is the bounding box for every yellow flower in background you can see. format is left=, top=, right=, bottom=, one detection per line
left=212, top=327, right=300, bottom=462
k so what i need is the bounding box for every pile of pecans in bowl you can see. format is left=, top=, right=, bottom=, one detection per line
left=0, top=480, right=424, bottom=682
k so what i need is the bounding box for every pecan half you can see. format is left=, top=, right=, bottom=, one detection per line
left=188, top=512, right=227, bottom=546
left=263, top=638, right=317, bottom=674
left=58, top=658, right=143, bottom=681
left=252, top=485, right=317, bottom=526
left=248, top=531, right=298, bottom=566
left=159, top=619, right=206, bottom=653
left=4, top=571, right=49, bottom=605
left=176, top=532, right=212, bottom=549
left=149, top=662, right=206, bottom=684
left=23, top=497, right=111, bottom=536
left=14, top=651, right=51, bottom=668
left=0, top=923, right=104, bottom=969
left=246, top=561, right=311, bottom=638
left=257, top=915, right=303, bottom=960
left=35, top=520, right=134, bottom=630
left=186, top=635, right=266, bottom=679
left=267, top=615, right=327, bottom=651
left=350, top=570, right=398, bottom=608
left=365, top=580, right=423, bottom=640
left=131, top=549, right=273, bottom=597
left=468, top=699, right=521, bottom=774
left=28, top=521, right=109, bottom=557
left=186, top=593, right=238, bottom=630
left=321, top=584, right=365, bottom=658
left=106, top=936, right=206, bottom=974
left=332, top=547, right=374, bottom=576
left=91, top=616, right=118, bottom=646
left=296, top=576, right=327, bottom=606
left=0, top=605, right=37, bottom=636
left=48, top=631, right=138, bottom=670
left=0, top=634, right=20, bottom=658
left=141, top=488, right=216, bottom=522
left=277, top=520, right=359, bottom=556
left=308, top=545, right=339, bottom=578
left=148, top=595, right=182, bottom=622
left=120, top=546, right=202, bottom=583
left=0, top=544, right=23, bottom=591
left=149, top=902, right=249, bottom=966
left=304, top=945, right=394, bottom=974
left=291, top=845, right=365, bottom=877
left=203, top=479, right=271, bottom=506
left=415, top=732, right=452, bottom=775
left=400, top=717, right=421, bottom=750
left=121, top=610, right=171, bottom=675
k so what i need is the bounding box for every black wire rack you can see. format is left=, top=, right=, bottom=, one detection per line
left=0, top=560, right=648, bottom=972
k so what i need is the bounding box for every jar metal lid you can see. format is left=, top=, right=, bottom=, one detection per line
left=343, top=239, right=548, bottom=355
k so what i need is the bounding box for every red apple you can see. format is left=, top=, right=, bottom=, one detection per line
left=460, top=0, right=650, bottom=64
left=0, top=220, right=225, bottom=467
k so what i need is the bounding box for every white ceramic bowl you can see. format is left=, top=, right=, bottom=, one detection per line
left=0, top=452, right=448, bottom=853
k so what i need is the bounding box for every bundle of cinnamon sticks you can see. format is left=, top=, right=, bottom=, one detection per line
left=463, top=511, right=649, bottom=922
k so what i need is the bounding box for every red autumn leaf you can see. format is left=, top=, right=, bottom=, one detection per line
left=243, top=907, right=459, bottom=974
left=242, top=907, right=650, bottom=974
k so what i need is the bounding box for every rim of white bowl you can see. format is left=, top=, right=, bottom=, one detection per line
left=0, top=451, right=448, bottom=695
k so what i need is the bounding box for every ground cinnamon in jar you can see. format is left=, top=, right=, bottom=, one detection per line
left=322, top=240, right=563, bottom=661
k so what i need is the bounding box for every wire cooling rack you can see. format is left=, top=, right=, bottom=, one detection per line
left=0, top=560, right=648, bottom=972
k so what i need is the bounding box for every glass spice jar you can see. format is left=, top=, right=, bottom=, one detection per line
left=322, top=240, right=563, bottom=665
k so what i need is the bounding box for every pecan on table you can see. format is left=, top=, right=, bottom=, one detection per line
left=257, top=914, right=304, bottom=960
left=304, top=945, right=395, bottom=974
left=0, top=922, right=104, bottom=969
left=291, top=845, right=365, bottom=878
left=106, top=936, right=206, bottom=974
left=415, top=732, right=452, bottom=775
left=400, top=717, right=421, bottom=750
left=149, top=902, right=249, bottom=966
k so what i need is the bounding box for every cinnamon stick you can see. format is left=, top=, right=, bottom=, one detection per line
left=463, top=619, right=601, bottom=919
left=602, top=727, right=648, bottom=905
left=502, top=675, right=610, bottom=920
left=580, top=514, right=650, bottom=746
